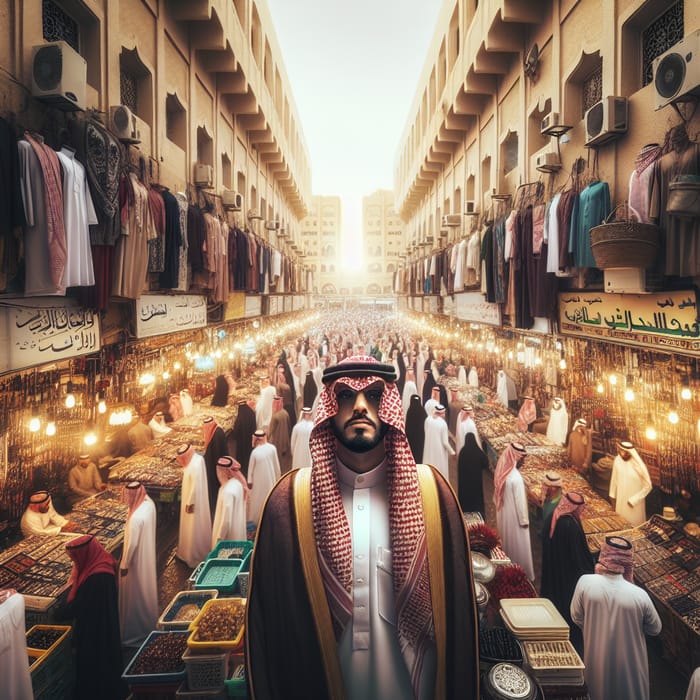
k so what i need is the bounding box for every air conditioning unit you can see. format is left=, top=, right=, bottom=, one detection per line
left=536, top=151, right=562, bottom=170
left=109, top=105, right=141, bottom=143
left=247, top=208, right=264, bottom=220
left=193, top=163, right=213, bottom=187
left=653, top=29, right=700, bottom=110
left=464, top=200, right=477, bottom=214
left=442, top=214, right=462, bottom=227
left=31, top=41, right=86, bottom=111
left=221, top=190, right=243, bottom=211
left=584, top=96, right=628, bottom=147
left=540, top=111, right=561, bottom=135
left=604, top=268, right=646, bottom=294
left=265, top=219, right=280, bottom=231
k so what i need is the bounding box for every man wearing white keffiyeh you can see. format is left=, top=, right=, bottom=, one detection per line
left=246, top=355, right=479, bottom=700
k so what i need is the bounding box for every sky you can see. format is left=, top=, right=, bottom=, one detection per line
left=265, top=0, right=443, bottom=265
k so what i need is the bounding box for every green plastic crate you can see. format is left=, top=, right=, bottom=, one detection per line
left=194, top=559, right=243, bottom=594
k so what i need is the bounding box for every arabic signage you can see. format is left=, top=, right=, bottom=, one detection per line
left=0, top=299, right=101, bottom=372
left=135, top=295, right=208, bottom=339
left=245, top=295, right=261, bottom=318
left=454, top=292, right=502, bottom=326
left=225, top=292, right=246, bottom=321
left=559, top=290, right=700, bottom=355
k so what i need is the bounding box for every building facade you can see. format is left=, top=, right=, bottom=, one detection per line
left=363, top=189, right=403, bottom=296
left=300, top=194, right=342, bottom=296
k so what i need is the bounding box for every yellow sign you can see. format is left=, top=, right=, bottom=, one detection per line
left=225, top=292, right=246, bottom=321
left=559, top=290, right=700, bottom=355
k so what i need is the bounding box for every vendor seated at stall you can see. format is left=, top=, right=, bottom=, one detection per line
left=148, top=410, right=172, bottom=437
left=21, top=491, right=78, bottom=537
left=128, top=409, right=153, bottom=452
left=68, top=454, right=107, bottom=503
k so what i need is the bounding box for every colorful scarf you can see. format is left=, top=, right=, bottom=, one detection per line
left=216, top=456, right=249, bottom=501
left=493, top=443, right=525, bottom=510
left=595, top=536, right=634, bottom=582
left=549, top=491, right=585, bottom=538
left=176, top=444, right=196, bottom=467
left=310, top=355, right=432, bottom=692
left=65, top=535, right=117, bottom=602
left=517, top=398, right=537, bottom=431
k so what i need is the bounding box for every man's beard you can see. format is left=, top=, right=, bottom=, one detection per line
left=332, top=417, right=388, bottom=453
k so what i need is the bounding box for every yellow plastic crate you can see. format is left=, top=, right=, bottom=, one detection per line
left=187, top=598, right=246, bottom=652
left=26, top=625, right=71, bottom=656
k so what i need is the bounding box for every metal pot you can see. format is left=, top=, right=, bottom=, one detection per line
left=471, top=551, right=496, bottom=583
left=482, top=662, right=538, bottom=700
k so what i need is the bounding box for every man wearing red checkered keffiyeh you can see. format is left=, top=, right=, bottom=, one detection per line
left=247, top=355, right=479, bottom=700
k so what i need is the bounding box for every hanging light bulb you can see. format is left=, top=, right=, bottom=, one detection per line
left=681, top=376, right=692, bottom=401
left=162, top=371, right=170, bottom=381
left=83, top=422, right=98, bottom=446
left=609, top=374, right=617, bottom=386
left=29, top=405, right=41, bottom=433
left=645, top=425, right=657, bottom=440
left=139, top=372, right=155, bottom=386
left=597, top=382, right=604, bottom=394
left=174, top=361, right=182, bottom=370
left=559, top=358, right=567, bottom=370
left=668, top=410, right=680, bottom=425
left=45, top=419, right=56, bottom=437
left=624, top=388, right=635, bottom=402
left=97, top=391, right=107, bottom=415
left=65, top=381, right=76, bottom=409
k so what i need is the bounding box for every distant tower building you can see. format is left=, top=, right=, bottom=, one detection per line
left=301, top=196, right=342, bottom=296
left=363, top=190, right=402, bottom=296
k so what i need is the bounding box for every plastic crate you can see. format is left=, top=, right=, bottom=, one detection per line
left=183, top=647, right=230, bottom=690
left=207, top=540, right=253, bottom=563
left=26, top=624, right=72, bottom=655
left=224, top=655, right=247, bottom=698
left=188, top=562, right=207, bottom=590
left=235, top=556, right=250, bottom=597
left=176, top=681, right=227, bottom=699
left=187, top=598, right=246, bottom=652
left=27, top=625, right=72, bottom=696
left=194, top=558, right=242, bottom=594
left=159, top=590, right=219, bottom=631
left=123, top=630, right=189, bottom=686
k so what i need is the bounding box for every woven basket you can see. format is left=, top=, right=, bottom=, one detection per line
left=589, top=205, right=659, bottom=269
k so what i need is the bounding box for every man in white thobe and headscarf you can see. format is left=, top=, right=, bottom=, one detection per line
left=422, top=405, right=454, bottom=482
left=255, top=375, right=276, bottom=432
left=571, top=535, right=661, bottom=700
left=456, top=405, right=481, bottom=453
left=119, top=482, right=158, bottom=647
left=247, top=430, right=281, bottom=525
left=424, top=385, right=441, bottom=419
left=468, top=366, right=479, bottom=388
left=176, top=444, right=212, bottom=567
left=148, top=411, right=171, bottom=437
left=401, top=367, right=418, bottom=415
left=290, top=406, right=313, bottom=469
left=545, top=397, right=569, bottom=446
left=211, top=456, right=248, bottom=546
left=609, top=440, right=652, bottom=526
left=493, top=442, right=534, bottom=580
left=496, top=370, right=509, bottom=408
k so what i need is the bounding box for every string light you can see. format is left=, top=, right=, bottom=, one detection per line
left=97, top=391, right=107, bottom=414
left=29, top=405, right=40, bottom=433
left=624, top=388, right=635, bottom=402
left=559, top=358, right=567, bottom=370
left=65, top=380, right=76, bottom=409
left=45, top=419, right=56, bottom=437
left=597, top=383, right=604, bottom=394
left=668, top=410, right=680, bottom=425
left=609, top=374, right=617, bottom=386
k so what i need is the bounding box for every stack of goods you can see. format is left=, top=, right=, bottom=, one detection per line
left=522, top=640, right=585, bottom=687
left=141, top=425, right=204, bottom=455
left=108, top=452, right=183, bottom=489
left=479, top=626, right=523, bottom=669
left=500, top=598, right=569, bottom=642
left=206, top=540, right=253, bottom=597
left=26, top=625, right=72, bottom=699
left=122, top=630, right=189, bottom=695
left=157, top=590, right=219, bottom=631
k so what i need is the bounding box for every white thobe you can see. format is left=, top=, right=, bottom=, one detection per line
left=180, top=391, right=193, bottom=416
left=609, top=455, right=652, bottom=526
left=468, top=368, right=479, bottom=387
left=401, top=380, right=418, bottom=414
left=57, top=147, right=97, bottom=287
left=546, top=404, right=569, bottom=446
left=336, top=459, right=435, bottom=700
left=255, top=385, right=276, bottom=431
left=496, top=373, right=509, bottom=408
left=248, top=443, right=281, bottom=524
left=416, top=354, right=426, bottom=395
left=20, top=504, right=67, bottom=537
left=496, top=469, right=534, bottom=580
left=119, top=497, right=158, bottom=646
left=423, top=398, right=439, bottom=418
left=178, top=453, right=212, bottom=567
left=571, top=573, right=661, bottom=700
left=422, top=416, right=454, bottom=481
left=148, top=418, right=171, bottom=437
left=290, top=420, right=313, bottom=469
left=456, top=416, right=481, bottom=453
left=457, top=366, right=467, bottom=386
left=211, top=479, right=247, bottom=547
left=0, top=592, right=33, bottom=700
left=686, top=668, right=700, bottom=700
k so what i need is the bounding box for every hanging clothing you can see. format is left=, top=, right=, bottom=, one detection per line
left=158, top=189, right=184, bottom=289
left=119, top=496, right=158, bottom=647
left=177, top=451, right=212, bottom=567
left=147, top=187, right=166, bottom=272
left=176, top=193, right=189, bottom=291
left=628, top=144, right=662, bottom=224
left=573, top=181, right=610, bottom=268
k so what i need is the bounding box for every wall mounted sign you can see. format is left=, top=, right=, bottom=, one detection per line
left=559, top=290, right=700, bottom=355
left=454, top=292, right=502, bottom=326
left=225, top=292, right=246, bottom=321
left=0, top=299, right=101, bottom=372
left=245, top=295, right=262, bottom=318
left=135, top=295, right=207, bottom=339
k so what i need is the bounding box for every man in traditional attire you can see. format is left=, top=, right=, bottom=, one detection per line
left=405, top=394, right=427, bottom=463
left=118, top=482, right=158, bottom=647
left=424, top=385, right=441, bottom=418
left=148, top=410, right=171, bottom=437
left=231, top=400, right=257, bottom=477
left=456, top=404, right=481, bottom=453
left=540, top=471, right=563, bottom=523
left=494, top=442, right=535, bottom=580
left=545, top=397, right=569, bottom=445
left=203, top=416, right=228, bottom=522
left=571, top=536, right=662, bottom=700
left=21, top=491, right=77, bottom=537
left=255, top=375, right=276, bottom=432
left=276, top=358, right=297, bottom=427
left=268, top=395, right=292, bottom=474
left=540, top=491, right=593, bottom=654
left=247, top=430, right=281, bottom=525
left=290, top=406, right=314, bottom=469
left=517, top=396, right=537, bottom=432
left=68, top=454, right=106, bottom=502
left=211, top=456, right=248, bottom=546
left=401, top=367, right=418, bottom=415
left=127, top=412, right=153, bottom=453
left=568, top=418, right=593, bottom=474
left=246, top=356, right=480, bottom=699
left=422, top=404, right=454, bottom=482
left=609, top=440, right=652, bottom=526
left=176, top=444, right=212, bottom=567
left=468, top=366, right=479, bottom=388
left=496, top=370, right=509, bottom=408
left=458, top=432, right=488, bottom=516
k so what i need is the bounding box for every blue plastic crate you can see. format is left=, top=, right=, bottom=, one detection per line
left=122, top=630, right=189, bottom=685
left=194, top=559, right=243, bottom=594
left=158, top=590, right=219, bottom=630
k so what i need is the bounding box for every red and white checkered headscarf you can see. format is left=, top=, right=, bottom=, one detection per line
left=595, top=535, right=634, bottom=582
left=493, top=443, right=526, bottom=510
left=517, top=398, right=537, bottom=431
left=310, top=355, right=433, bottom=684
left=549, top=491, right=585, bottom=538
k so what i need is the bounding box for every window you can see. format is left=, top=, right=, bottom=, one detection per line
left=642, top=1, right=684, bottom=86
left=196, top=126, right=213, bottom=166
left=221, top=154, right=232, bottom=189
left=582, top=67, right=603, bottom=115
left=43, top=0, right=79, bottom=51
left=563, top=51, right=602, bottom=125
left=120, top=48, right=153, bottom=124
left=166, top=93, right=186, bottom=150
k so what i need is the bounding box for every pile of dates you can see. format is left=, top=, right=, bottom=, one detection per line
left=195, top=600, right=246, bottom=642
left=129, top=632, right=188, bottom=675
left=26, top=628, right=64, bottom=650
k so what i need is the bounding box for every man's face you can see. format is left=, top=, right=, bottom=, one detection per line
left=38, top=499, right=51, bottom=513
left=79, top=458, right=89, bottom=469
left=331, top=381, right=387, bottom=453
left=619, top=447, right=633, bottom=461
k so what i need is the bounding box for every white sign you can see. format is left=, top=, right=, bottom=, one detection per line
left=268, top=296, right=279, bottom=316
left=454, top=292, right=502, bottom=326
left=135, top=295, right=207, bottom=338
left=245, top=295, right=262, bottom=318
left=0, top=299, right=101, bottom=372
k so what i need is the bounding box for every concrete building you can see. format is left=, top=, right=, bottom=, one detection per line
left=363, top=189, right=403, bottom=296
left=300, top=195, right=342, bottom=296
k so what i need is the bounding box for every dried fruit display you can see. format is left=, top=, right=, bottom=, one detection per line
left=194, top=600, right=246, bottom=642
left=129, top=633, right=188, bottom=675
left=26, top=627, right=64, bottom=650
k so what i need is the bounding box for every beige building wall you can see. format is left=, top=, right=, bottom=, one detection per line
left=301, top=195, right=342, bottom=296
left=0, top=0, right=312, bottom=260
left=394, top=0, right=700, bottom=287
left=363, top=189, right=403, bottom=296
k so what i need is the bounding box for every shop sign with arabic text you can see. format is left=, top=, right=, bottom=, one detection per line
left=135, top=295, right=208, bottom=338
left=559, top=290, right=700, bottom=354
